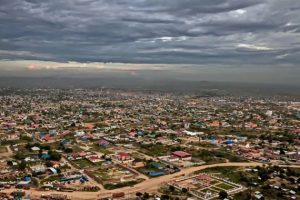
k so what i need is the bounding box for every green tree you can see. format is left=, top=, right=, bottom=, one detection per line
left=136, top=192, right=143, bottom=197
left=18, top=160, right=27, bottom=170
left=161, top=194, right=170, bottom=200
left=14, top=152, right=25, bottom=160
left=181, top=188, right=188, bottom=193
left=48, top=150, right=62, bottom=161
left=45, top=161, right=53, bottom=167
left=142, top=192, right=150, bottom=199
left=169, top=185, right=175, bottom=192
left=64, top=148, right=73, bottom=153
left=219, top=191, right=228, bottom=199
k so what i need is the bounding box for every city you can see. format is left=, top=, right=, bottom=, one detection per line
left=1, top=0, right=300, bottom=199
left=0, top=89, right=299, bottom=199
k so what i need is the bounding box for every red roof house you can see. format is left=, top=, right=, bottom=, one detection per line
left=172, top=151, right=192, bottom=159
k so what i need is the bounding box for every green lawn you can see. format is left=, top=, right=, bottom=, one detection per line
left=72, top=159, right=95, bottom=169
left=93, top=168, right=111, bottom=180
left=196, top=166, right=244, bottom=183
left=210, top=186, right=223, bottom=192
left=192, top=149, right=248, bottom=163
left=139, top=143, right=170, bottom=157
left=215, top=182, right=234, bottom=190
left=90, top=145, right=113, bottom=154
left=71, top=145, right=83, bottom=152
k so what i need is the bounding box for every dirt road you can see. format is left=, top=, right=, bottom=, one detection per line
left=2, top=162, right=299, bottom=200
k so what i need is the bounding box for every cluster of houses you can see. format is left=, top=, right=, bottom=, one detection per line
left=0, top=89, right=299, bottom=199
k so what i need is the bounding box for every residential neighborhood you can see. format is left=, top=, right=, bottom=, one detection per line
left=0, top=88, right=299, bottom=200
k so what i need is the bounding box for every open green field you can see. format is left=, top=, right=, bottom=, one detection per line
left=210, top=186, right=223, bottom=192
left=72, top=159, right=96, bottom=169
left=195, top=166, right=243, bottom=182
left=93, top=168, right=111, bottom=180
left=92, top=164, right=136, bottom=182
left=90, top=145, right=113, bottom=154
left=139, top=143, right=170, bottom=157
left=215, top=182, right=234, bottom=190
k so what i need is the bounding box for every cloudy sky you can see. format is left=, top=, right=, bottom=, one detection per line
left=0, top=0, right=300, bottom=85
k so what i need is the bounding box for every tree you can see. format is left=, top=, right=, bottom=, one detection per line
left=18, top=160, right=27, bottom=170
left=136, top=192, right=143, bottom=197
left=219, top=191, right=228, bottom=199
left=45, top=161, right=53, bottom=167
left=14, top=152, right=25, bottom=160
left=48, top=150, right=62, bottom=161
left=142, top=192, right=150, bottom=199
left=169, top=185, right=175, bottom=192
left=288, top=177, right=296, bottom=184
left=258, top=168, right=269, bottom=182
left=181, top=188, right=188, bottom=193
left=161, top=194, right=170, bottom=200
left=43, top=145, right=51, bottom=151
left=64, top=148, right=73, bottom=153
left=7, top=160, right=13, bottom=166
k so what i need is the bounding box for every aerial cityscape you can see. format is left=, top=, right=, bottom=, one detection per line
left=0, top=0, right=300, bottom=200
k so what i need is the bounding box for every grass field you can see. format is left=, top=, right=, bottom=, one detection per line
left=215, top=182, right=234, bottom=190
left=72, top=159, right=95, bottom=169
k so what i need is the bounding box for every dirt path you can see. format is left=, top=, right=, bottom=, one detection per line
left=0, top=145, right=13, bottom=158
left=0, top=162, right=260, bottom=199
left=2, top=162, right=300, bottom=200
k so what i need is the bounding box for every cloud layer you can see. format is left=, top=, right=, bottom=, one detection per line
left=0, top=0, right=300, bottom=66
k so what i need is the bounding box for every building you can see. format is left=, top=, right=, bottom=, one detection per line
left=172, top=151, right=192, bottom=160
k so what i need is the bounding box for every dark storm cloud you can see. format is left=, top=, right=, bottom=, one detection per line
left=0, top=0, right=300, bottom=65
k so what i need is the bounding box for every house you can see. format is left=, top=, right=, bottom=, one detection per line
left=132, top=161, right=145, bottom=168
left=49, top=129, right=57, bottom=136
left=31, top=146, right=40, bottom=151
left=245, top=122, right=258, bottom=129
left=42, top=134, right=53, bottom=142
left=147, top=170, right=165, bottom=177
left=41, top=154, right=51, bottom=160
left=254, top=191, right=263, bottom=199
left=149, top=162, right=164, bottom=169
left=128, top=132, right=137, bottom=137
left=183, top=130, right=204, bottom=136
left=116, top=152, right=130, bottom=161
left=223, top=140, right=235, bottom=145
left=86, top=155, right=102, bottom=163
left=172, top=151, right=192, bottom=160
left=209, top=120, right=220, bottom=127
left=96, top=139, right=110, bottom=148
left=47, top=167, right=58, bottom=175
left=66, top=152, right=87, bottom=160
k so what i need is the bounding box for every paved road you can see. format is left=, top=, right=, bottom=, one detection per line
left=2, top=162, right=300, bottom=200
